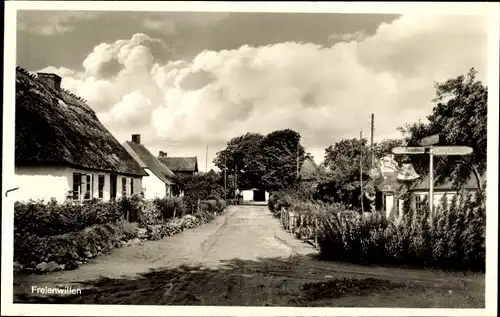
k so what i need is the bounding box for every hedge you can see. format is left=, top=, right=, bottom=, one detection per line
left=14, top=220, right=139, bottom=271
left=271, top=189, right=486, bottom=272
left=14, top=195, right=228, bottom=272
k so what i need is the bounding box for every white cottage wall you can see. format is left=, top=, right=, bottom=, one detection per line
left=241, top=190, right=254, bottom=201
left=142, top=168, right=169, bottom=199
left=15, top=166, right=143, bottom=203
left=15, top=166, right=70, bottom=203
left=413, top=191, right=459, bottom=208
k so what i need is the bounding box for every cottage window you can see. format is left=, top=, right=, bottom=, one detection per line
left=130, top=178, right=134, bottom=195
left=98, top=175, right=105, bottom=199
left=72, top=173, right=93, bottom=201
left=415, top=195, right=426, bottom=213
left=84, top=174, right=92, bottom=200
left=73, top=173, right=81, bottom=200
left=122, top=177, right=127, bottom=196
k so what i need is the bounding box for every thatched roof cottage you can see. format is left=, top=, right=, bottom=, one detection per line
left=15, top=67, right=147, bottom=202
left=157, top=152, right=199, bottom=176
left=122, top=134, right=175, bottom=199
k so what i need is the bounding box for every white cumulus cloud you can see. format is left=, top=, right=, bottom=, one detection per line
left=39, top=14, right=488, bottom=170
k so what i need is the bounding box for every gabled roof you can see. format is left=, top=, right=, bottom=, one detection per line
left=300, top=156, right=318, bottom=180
left=15, top=67, right=147, bottom=177
left=122, top=141, right=174, bottom=185
left=158, top=157, right=198, bottom=173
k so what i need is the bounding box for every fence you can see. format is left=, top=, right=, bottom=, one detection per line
left=279, top=207, right=319, bottom=249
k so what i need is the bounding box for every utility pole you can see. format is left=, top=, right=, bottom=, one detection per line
left=370, top=113, right=374, bottom=170
left=235, top=163, right=238, bottom=200
left=224, top=157, right=227, bottom=200
left=429, top=147, right=434, bottom=222
left=296, top=140, right=300, bottom=179
left=360, top=130, right=364, bottom=213
left=206, top=145, right=208, bottom=172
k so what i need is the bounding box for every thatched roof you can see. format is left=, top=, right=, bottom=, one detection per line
left=15, top=67, right=147, bottom=177
left=158, top=156, right=198, bottom=173
left=300, top=156, right=318, bottom=180
left=122, top=141, right=174, bottom=185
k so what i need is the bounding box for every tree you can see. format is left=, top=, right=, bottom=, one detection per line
left=373, top=138, right=406, bottom=160
left=318, top=138, right=373, bottom=209
left=213, top=129, right=306, bottom=192
left=213, top=133, right=265, bottom=190
left=398, top=68, right=487, bottom=190
left=259, top=129, right=306, bottom=191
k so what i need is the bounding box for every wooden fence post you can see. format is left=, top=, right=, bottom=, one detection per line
left=314, top=216, right=318, bottom=249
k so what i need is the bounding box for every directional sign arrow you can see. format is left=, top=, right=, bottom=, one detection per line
left=420, top=134, right=440, bottom=146
left=433, top=146, right=473, bottom=156
left=392, top=146, right=426, bottom=155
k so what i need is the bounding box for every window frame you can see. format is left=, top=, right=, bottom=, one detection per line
left=122, top=177, right=127, bottom=196
left=72, top=172, right=94, bottom=201
left=415, top=194, right=426, bottom=213
left=98, top=175, right=105, bottom=199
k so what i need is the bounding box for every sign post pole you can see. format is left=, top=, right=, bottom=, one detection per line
left=429, top=147, right=434, bottom=222
left=391, top=134, right=473, bottom=223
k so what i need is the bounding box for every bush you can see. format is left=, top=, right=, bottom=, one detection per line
left=153, top=196, right=187, bottom=220
left=139, top=199, right=163, bottom=225
left=14, top=199, right=123, bottom=237
left=316, top=190, right=486, bottom=271
left=14, top=220, right=139, bottom=270
left=117, top=194, right=145, bottom=222
left=278, top=189, right=486, bottom=272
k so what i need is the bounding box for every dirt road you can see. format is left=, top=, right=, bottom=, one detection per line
left=13, top=205, right=485, bottom=307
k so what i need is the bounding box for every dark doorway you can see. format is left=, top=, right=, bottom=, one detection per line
left=253, top=189, right=266, bottom=202
left=375, top=191, right=383, bottom=211
left=110, top=174, right=117, bottom=199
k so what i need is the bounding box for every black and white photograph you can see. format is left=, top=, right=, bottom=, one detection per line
left=2, top=2, right=499, bottom=316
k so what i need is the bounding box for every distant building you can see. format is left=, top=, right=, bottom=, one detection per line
left=299, top=154, right=319, bottom=181
left=122, top=134, right=175, bottom=199
left=240, top=189, right=269, bottom=202
left=14, top=67, right=146, bottom=203
left=372, top=154, right=484, bottom=219
left=157, top=151, right=199, bottom=176
left=408, top=173, right=485, bottom=213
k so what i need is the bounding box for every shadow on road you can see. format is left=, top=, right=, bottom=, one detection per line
left=14, top=254, right=485, bottom=308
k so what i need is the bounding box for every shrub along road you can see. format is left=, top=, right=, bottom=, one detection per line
left=14, top=205, right=484, bottom=307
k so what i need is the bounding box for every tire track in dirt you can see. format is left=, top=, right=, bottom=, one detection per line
left=200, top=209, right=238, bottom=259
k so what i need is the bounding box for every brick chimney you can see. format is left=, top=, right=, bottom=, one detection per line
left=131, top=134, right=141, bottom=144
left=37, top=72, right=62, bottom=91
left=159, top=151, right=167, bottom=157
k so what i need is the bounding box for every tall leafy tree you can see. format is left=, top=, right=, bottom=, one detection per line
left=214, top=129, right=305, bottom=192
left=318, top=138, right=373, bottom=209
left=398, top=68, right=487, bottom=189
left=213, top=133, right=265, bottom=190
left=373, top=138, right=406, bottom=160
left=260, top=129, right=306, bottom=191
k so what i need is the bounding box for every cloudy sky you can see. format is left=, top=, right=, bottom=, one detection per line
left=16, top=10, right=489, bottom=172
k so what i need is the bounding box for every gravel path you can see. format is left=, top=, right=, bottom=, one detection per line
left=13, top=205, right=485, bottom=307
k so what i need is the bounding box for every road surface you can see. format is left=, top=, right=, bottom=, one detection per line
left=13, top=205, right=485, bottom=307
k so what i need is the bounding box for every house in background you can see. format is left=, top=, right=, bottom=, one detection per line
left=372, top=155, right=412, bottom=219
left=240, top=189, right=269, bottom=202
left=371, top=154, right=484, bottom=219
left=300, top=154, right=319, bottom=184
left=408, top=173, right=485, bottom=213
left=122, top=134, right=175, bottom=199
left=157, top=152, right=199, bottom=176
left=15, top=68, right=147, bottom=203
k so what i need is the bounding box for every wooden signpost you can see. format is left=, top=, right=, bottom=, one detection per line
left=391, top=134, right=473, bottom=222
